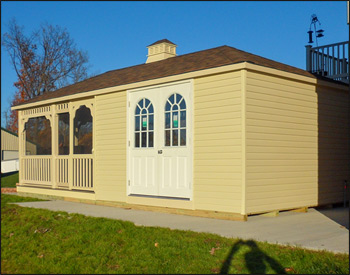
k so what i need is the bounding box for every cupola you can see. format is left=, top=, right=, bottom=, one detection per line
left=146, top=39, right=177, bottom=63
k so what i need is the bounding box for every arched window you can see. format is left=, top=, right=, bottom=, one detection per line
left=74, top=106, right=93, bottom=154
left=135, top=98, right=154, bottom=148
left=25, top=116, right=52, bottom=155
left=165, top=93, right=186, bottom=147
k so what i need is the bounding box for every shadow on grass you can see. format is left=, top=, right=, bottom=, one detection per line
left=220, top=240, right=286, bottom=274
left=1, top=171, right=19, bottom=188
left=1, top=171, right=18, bottom=178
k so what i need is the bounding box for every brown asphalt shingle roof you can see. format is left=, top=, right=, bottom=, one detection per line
left=14, top=45, right=317, bottom=107
left=148, top=39, right=177, bottom=46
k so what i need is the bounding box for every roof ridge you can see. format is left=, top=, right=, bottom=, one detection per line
left=223, top=45, right=309, bottom=73
left=215, top=45, right=243, bottom=63
left=57, top=46, right=229, bottom=93
left=15, top=44, right=333, bottom=108
left=148, top=39, right=177, bottom=46
left=13, top=45, right=232, bottom=107
left=103, top=45, right=229, bottom=74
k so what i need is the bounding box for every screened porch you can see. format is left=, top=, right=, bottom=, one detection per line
left=18, top=99, right=94, bottom=192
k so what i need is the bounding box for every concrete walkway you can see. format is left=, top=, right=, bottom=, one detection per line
left=13, top=199, right=349, bottom=254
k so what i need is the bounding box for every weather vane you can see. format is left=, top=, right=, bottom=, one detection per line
left=307, top=14, right=325, bottom=47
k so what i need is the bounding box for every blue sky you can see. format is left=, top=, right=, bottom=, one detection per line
left=1, top=1, right=349, bottom=127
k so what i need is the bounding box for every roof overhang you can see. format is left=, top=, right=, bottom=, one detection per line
left=13, top=62, right=344, bottom=111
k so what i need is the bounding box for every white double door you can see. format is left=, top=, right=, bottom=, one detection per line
left=128, top=81, right=192, bottom=198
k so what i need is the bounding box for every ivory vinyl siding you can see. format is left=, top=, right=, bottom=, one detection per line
left=317, top=85, right=349, bottom=205
left=245, top=71, right=318, bottom=214
left=94, top=91, right=127, bottom=202
left=1, top=129, right=19, bottom=151
left=193, top=71, right=242, bottom=213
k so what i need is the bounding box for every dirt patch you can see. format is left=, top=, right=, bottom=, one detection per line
left=1, top=188, right=17, bottom=193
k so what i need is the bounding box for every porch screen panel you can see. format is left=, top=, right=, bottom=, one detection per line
left=58, top=113, right=69, bottom=155
left=74, top=106, right=93, bottom=154
left=25, top=116, right=51, bottom=155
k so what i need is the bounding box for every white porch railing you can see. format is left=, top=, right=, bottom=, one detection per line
left=22, top=155, right=93, bottom=191
left=72, top=155, right=93, bottom=190
left=22, top=156, right=51, bottom=185
left=306, top=41, right=349, bottom=84
left=56, top=156, right=69, bottom=187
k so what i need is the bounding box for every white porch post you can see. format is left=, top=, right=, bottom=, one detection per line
left=20, top=116, right=30, bottom=185
left=51, top=106, right=58, bottom=188
left=68, top=104, right=74, bottom=190
left=90, top=102, right=95, bottom=191
left=18, top=110, right=23, bottom=185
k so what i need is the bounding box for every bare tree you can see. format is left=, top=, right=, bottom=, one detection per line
left=2, top=19, right=90, bottom=99
left=2, top=19, right=91, bottom=133
left=2, top=110, right=9, bottom=128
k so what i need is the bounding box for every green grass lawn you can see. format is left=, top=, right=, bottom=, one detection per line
left=1, top=172, right=19, bottom=188
left=1, top=194, right=349, bottom=274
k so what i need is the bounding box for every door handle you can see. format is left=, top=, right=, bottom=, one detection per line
left=158, top=150, right=163, bottom=154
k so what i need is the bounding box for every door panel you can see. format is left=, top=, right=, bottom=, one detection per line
left=158, top=84, right=191, bottom=198
left=162, top=157, right=172, bottom=188
left=129, top=88, right=159, bottom=196
left=133, top=157, right=141, bottom=186
left=177, top=157, right=187, bottom=188
left=128, top=82, right=192, bottom=198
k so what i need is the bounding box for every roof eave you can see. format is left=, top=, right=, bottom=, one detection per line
left=12, top=62, right=248, bottom=110
left=12, top=62, right=337, bottom=111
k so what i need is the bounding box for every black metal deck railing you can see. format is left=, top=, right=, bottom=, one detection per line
left=306, top=41, right=349, bottom=84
